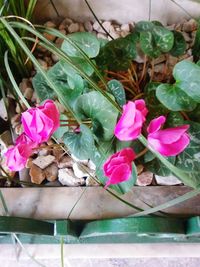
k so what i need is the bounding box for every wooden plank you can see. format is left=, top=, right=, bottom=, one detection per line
left=0, top=186, right=200, bottom=220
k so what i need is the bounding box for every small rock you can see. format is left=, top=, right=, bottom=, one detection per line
left=60, top=18, right=73, bottom=29
left=26, top=158, right=33, bottom=168
left=168, top=55, right=178, bottom=67
left=182, top=19, right=197, bottom=32
left=97, top=33, right=108, bottom=39
left=72, top=162, right=90, bottom=178
left=14, top=124, right=23, bottom=135
left=88, top=160, right=96, bottom=171
left=58, top=168, right=85, bottom=186
left=51, top=53, right=59, bottom=63
left=37, top=59, right=48, bottom=70
left=182, top=32, right=191, bottom=43
left=68, top=23, right=79, bottom=33
left=15, top=103, right=22, bottom=114
left=55, top=37, right=64, bottom=47
left=71, top=154, right=89, bottom=165
left=30, top=164, right=46, bottom=184
left=101, top=21, right=112, bottom=33
left=84, top=21, right=93, bottom=32
left=31, top=91, right=37, bottom=103
left=19, top=78, right=32, bottom=93
left=11, top=114, right=20, bottom=128
left=136, top=171, right=153, bottom=186
left=93, top=20, right=102, bottom=32
left=44, top=21, right=56, bottom=28
left=155, top=175, right=182, bottom=185
left=108, top=31, right=120, bottom=40
left=0, top=99, right=8, bottom=121
left=44, top=163, right=58, bottom=182
left=121, top=23, right=130, bottom=32
left=120, top=31, right=129, bottom=38
left=24, top=87, right=33, bottom=100
left=52, top=147, right=64, bottom=161
left=38, top=148, right=50, bottom=156
left=166, top=24, right=176, bottom=30
left=86, top=175, right=99, bottom=186
left=0, top=131, right=13, bottom=155
left=58, top=156, right=73, bottom=168
left=154, top=63, right=165, bottom=73
left=79, top=23, right=85, bottom=32
left=32, top=155, right=55, bottom=169
left=43, top=32, right=56, bottom=42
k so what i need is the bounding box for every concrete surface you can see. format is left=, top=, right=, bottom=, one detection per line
left=34, top=0, right=200, bottom=24
left=1, top=258, right=200, bottom=267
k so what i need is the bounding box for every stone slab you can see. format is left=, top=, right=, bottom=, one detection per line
left=0, top=186, right=200, bottom=220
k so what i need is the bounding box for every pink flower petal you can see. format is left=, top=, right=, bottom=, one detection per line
left=147, top=116, right=166, bottom=134
left=149, top=125, right=190, bottom=144
left=105, top=163, right=131, bottom=188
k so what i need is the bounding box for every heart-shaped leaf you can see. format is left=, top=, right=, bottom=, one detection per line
left=61, top=32, right=100, bottom=58
left=63, top=124, right=96, bottom=160
left=146, top=156, right=176, bottom=176
left=173, top=60, right=200, bottom=102
left=170, top=31, right=186, bottom=57
left=140, top=31, right=161, bottom=58
left=53, top=114, right=68, bottom=140
left=75, top=91, right=119, bottom=141
left=166, top=112, right=184, bottom=127
left=152, top=25, right=174, bottom=52
left=156, top=83, right=197, bottom=111
left=107, top=79, right=126, bottom=107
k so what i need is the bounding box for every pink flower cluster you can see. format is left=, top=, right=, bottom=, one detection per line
left=103, top=100, right=190, bottom=188
left=4, top=100, right=60, bottom=171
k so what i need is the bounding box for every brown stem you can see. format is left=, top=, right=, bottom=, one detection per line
left=133, top=93, right=144, bottom=100
left=150, top=59, right=155, bottom=82
left=135, top=148, right=148, bottom=159
left=139, top=55, right=147, bottom=84
left=180, top=111, right=190, bottom=121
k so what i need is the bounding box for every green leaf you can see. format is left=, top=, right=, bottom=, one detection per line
left=170, top=31, right=186, bottom=57
left=192, top=19, right=200, bottom=60
left=135, top=21, right=154, bottom=32
left=61, top=32, right=100, bottom=58
left=156, top=83, right=197, bottom=111
left=32, top=71, right=56, bottom=101
left=146, top=156, right=176, bottom=176
left=63, top=124, right=96, bottom=160
left=100, top=37, right=137, bottom=71
left=107, top=79, right=126, bottom=107
left=166, top=112, right=184, bottom=127
left=75, top=91, right=119, bottom=141
left=176, top=121, right=200, bottom=184
left=152, top=25, right=174, bottom=53
left=173, top=60, right=200, bottom=102
left=140, top=31, right=161, bottom=58
left=145, top=82, right=168, bottom=120
left=53, top=114, right=69, bottom=140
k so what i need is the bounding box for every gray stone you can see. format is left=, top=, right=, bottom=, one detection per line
left=32, top=155, right=55, bottom=169
left=68, top=23, right=79, bottom=33
left=182, top=19, right=197, bottom=32
left=136, top=171, right=153, bottom=186
left=58, top=156, right=73, bottom=168
left=155, top=174, right=182, bottom=185
left=84, top=21, right=93, bottom=32
left=58, top=168, right=85, bottom=186
left=121, top=23, right=130, bottom=32
left=0, top=99, right=8, bottom=121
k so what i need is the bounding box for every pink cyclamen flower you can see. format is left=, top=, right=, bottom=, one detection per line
left=114, top=100, right=148, bottom=141
left=4, top=143, right=33, bottom=171
left=21, top=100, right=60, bottom=144
left=16, top=132, right=36, bottom=147
left=103, top=148, right=136, bottom=188
left=147, top=116, right=190, bottom=157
